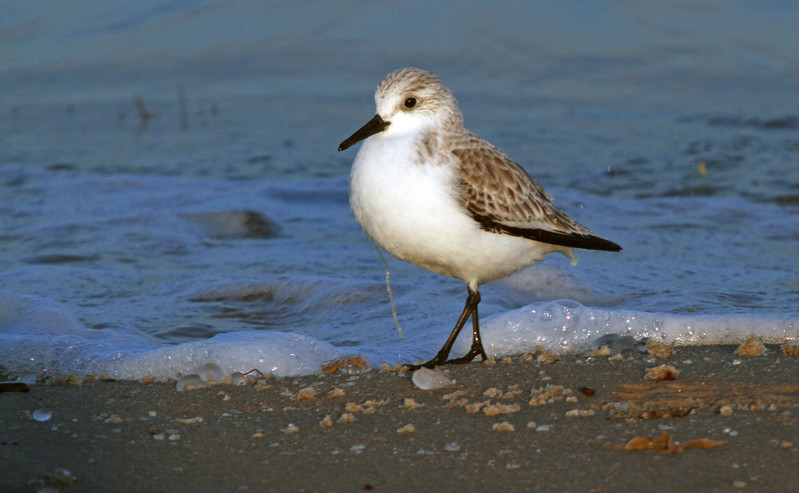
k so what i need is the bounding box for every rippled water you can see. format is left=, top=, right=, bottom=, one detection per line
left=1, top=1, right=798, bottom=379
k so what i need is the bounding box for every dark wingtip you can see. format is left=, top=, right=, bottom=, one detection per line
left=472, top=214, right=622, bottom=252
left=564, top=234, right=622, bottom=252
left=596, top=238, right=623, bottom=252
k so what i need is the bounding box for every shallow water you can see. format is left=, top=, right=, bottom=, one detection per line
left=1, top=1, right=798, bottom=379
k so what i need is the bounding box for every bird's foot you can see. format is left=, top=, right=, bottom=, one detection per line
left=402, top=344, right=487, bottom=370
left=402, top=356, right=446, bottom=371
left=443, top=344, right=487, bottom=365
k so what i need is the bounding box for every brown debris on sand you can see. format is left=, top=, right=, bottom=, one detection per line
left=735, top=336, right=766, bottom=356
left=645, top=364, right=680, bottom=381
left=617, top=432, right=726, bottom=454
left=322, top=355, right=368, bottom=374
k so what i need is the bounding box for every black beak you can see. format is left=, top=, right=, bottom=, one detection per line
left=338, top=114, right=390, bottom=151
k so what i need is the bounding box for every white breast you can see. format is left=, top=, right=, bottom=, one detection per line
left=349, top=134, right=559, bottom=285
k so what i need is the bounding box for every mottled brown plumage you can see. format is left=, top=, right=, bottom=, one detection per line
left=452, top=135, right=621, bottom=252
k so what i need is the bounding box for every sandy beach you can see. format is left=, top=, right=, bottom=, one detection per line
left=2, top=345, right=797, bottom=492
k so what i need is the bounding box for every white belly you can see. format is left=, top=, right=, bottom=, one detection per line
left=349, top=136, right=558, bottom=285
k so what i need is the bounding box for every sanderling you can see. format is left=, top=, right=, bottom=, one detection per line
left=339, top=68, right=621, bottom=369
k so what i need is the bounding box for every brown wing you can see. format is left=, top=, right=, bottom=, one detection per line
left=452, top=136, right=621, bottom=252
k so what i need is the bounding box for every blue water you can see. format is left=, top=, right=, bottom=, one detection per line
left=1, top=1, right=798, bottom=379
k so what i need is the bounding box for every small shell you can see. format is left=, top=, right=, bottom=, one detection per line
left=411, top=368, right=455, bottom=390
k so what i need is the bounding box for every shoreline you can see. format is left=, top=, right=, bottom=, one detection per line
left=2, top=345, right=798, bottom=492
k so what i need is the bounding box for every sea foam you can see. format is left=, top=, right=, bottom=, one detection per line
left=1, top=290, right=796, bottom=382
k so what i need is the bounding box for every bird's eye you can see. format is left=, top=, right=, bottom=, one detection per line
left=403, top=97, right=417, bottom=109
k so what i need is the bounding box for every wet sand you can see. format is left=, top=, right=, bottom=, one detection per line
left=2, top=345, right=798, bottom=493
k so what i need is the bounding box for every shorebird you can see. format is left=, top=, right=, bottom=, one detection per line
left=339, top=68, right=621, bottom=369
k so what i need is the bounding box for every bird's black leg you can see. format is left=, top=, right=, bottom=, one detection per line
left=404, top=286, right=486, bottom=370
left=445, top=290, right=487, bottom=364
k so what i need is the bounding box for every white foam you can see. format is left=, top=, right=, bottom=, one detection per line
left=474, top=299, right=799, bottom=356
left=2, top=291, right=797, bottom=381
left=0, top=290, right=343, bottom=380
